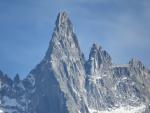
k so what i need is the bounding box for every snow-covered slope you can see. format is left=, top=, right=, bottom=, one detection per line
left=0, top=11, right=150, bottom=113
left=89, top=104, right=146, bottom=113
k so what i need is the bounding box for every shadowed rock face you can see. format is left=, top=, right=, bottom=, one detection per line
left=27, top=11, right=89, bottom=113
left=0, top=12, right=150, bottom=113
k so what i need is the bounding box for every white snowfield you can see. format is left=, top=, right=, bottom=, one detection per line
left=0, top=110, right=4, bottom=113
left=89, top=104, right=146, bottom=113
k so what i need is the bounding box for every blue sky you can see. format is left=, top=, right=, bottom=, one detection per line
left=0, top=0, right=150, bottom=78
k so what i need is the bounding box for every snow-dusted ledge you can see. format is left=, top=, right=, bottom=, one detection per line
left=89, top=104, right=146, bottom=113
left=0, top=110, right=4, bottom=113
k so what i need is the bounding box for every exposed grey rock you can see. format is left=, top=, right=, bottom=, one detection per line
left=24, top=11, right=89, bottom=113
left=0, top=11, right=150, bottom=113
left=86, top=43, right=112, bottom=77
left=0, top=72, right=26, bottom=113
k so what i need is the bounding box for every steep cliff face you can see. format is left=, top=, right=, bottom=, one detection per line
left=85, top=44, right=150, bottom=111
left=86, top=43, right=112, bottom=76
left=84, top=30, right=150, bottom=113
left=85, top=44, right=116, bottom=110
left=0, top=11, right=150, bottom=113
left=25, top=11, right=89, bottom=113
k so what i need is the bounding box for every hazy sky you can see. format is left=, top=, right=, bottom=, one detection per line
left=0, top=0, right=150, bottom=78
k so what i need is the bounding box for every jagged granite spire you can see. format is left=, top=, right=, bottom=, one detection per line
left=45, top=11, right=82, bottom=61
left=86, top=43, right=112, bottom=76
left=26, top=11, right=89, bottom=113
left=129, top=58, right=145, bottom=70
left=55, top=11, right=73, bottom=31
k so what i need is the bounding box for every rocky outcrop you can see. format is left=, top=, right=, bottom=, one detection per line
left=0, top=11, right=150, bottom=113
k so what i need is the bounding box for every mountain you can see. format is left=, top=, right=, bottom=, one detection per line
left=0, top=11, right=150, bottom=113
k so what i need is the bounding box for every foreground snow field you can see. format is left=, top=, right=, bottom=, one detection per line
left=0, top=110, right=4, bottom=113
left=89, top=105, right=146, bottom=113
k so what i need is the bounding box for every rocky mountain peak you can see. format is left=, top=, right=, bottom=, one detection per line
left=13, top=74, right=20, bottom=84
left=86, top=43, right=112, bottom=76
left=45, top=11, right=82, bottom=62
left=88, top=43, right=102, bottom=58
left=56, top=11, right=69, bottom=26
left=88, top=43, right=101, bottom=60
left=0, top=71, right=13, bottom=86
left=89, top=43, right=111, bottom=63
left=54, top=11, right=73, bottom=36
left=91, top=43, right=102, bottom=51
left=29, top=11, right=88, bottom=113
left=0, top=70, right=4, bottom=77
left=129, top=58, right=145, bottom=70
left=0, top=11, right=150, bottom=113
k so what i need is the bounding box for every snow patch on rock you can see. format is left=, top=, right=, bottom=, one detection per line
left=89, top=104, right=146, bottom=113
